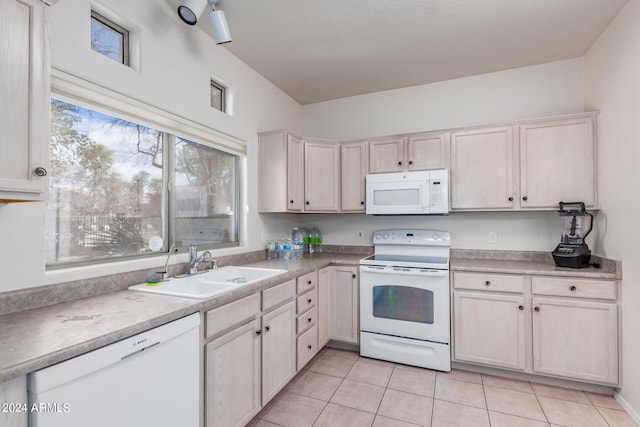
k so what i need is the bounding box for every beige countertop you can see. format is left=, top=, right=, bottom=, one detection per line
left=0, top=250, right=620, bottom=383
left=0, top=254, right=362, bottom=383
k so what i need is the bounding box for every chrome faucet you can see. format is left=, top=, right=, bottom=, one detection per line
left=158, top=245, right=177, bottom=279
left=188, top=244, right=213, bottom=274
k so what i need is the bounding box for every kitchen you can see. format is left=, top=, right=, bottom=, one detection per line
left=1, top=0, right=639, bottom=426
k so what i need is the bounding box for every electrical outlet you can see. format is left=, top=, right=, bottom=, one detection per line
left=488, top=231, right=498, bottom=244
left=357, top=231, right=364, bottom=240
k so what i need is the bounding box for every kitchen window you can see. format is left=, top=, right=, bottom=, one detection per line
left=90, top=11, right=130, bottom=65
left=45, top=90, right=242, bottom=267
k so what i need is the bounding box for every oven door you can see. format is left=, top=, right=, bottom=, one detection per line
left=359, top=265, right=450, bottom=343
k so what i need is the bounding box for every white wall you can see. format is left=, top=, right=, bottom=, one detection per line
left=302, top=59, right=586, bottom=140
left=300, top=59, right=587, bottom=251
left=0, top=0, right=302, bottom=292
left=585, top=0, right=640, bottom=418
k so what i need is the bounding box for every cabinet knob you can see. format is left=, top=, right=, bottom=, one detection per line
left=255, top=330, right=262, bottom=336
left=408, top=160, right=413, bottom=165
left=308, top=280, right=312, bottom=284
left=307, top=317, right=312, bottom=323
left=508, top=196, right=514, bottom=202
left=360, top=201, right=365, bottom=205
left=307, top=344, right=312, bottom=350
left=522, top=196, right=528, bottom=201
left=534, top=306, right=540, bottom=312
left=398, top=161, right=402, bottom=166
left=265, top=325, right=270, bottom=331
left=485, top=281, right=491, bottom=286
left=307, top=298, right=312, bottom=304
left=306, top=201, right=310, bottom=205
left=569, top=285, right=577, bottom=292
left=34, top=167, right=47, bottom=177
left=352, top=274, right=356, bottom=279
left=290, top=199, right=294, bottom=204
left=518, top=305, right=524, bottom=311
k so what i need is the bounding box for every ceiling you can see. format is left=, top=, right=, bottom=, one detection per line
left=171, top=0, right=628, bottom=105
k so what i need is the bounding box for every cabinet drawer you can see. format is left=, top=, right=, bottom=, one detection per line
left=262, top=280, right=295, bottom=311
left=454, top=272, right=525, bottom=293
left=297, top=288, right=317, bottom=314
left=296, top=270, right=318, bottom=294
left=532, top=277, right=617, bottom=300
left=297, top=325, right=318, bottom=370
left=297, top=306, right=317, bottom=335
left=206, top=293, right=260, bottom=338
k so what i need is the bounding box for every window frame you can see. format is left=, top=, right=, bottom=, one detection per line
left=210, top=79, right=227, bottom=112
left=90, top=10, right=130, bottom=66
left=47, top=70, right=247, bottom=269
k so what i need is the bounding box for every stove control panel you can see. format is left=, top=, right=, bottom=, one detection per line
left=372, top=229, right=451, bottom=246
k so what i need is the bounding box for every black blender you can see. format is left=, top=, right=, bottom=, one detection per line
left=552, top=201, right=593, bottom=268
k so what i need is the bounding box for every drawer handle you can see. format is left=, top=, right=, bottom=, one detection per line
left=569, top=285, right=577, bottom=292
left=307, top=344, right=312, bottom=349
left=265, top=325, right=270, bottom=331
left=485, top=281, right=491, bottom=286
left=534, top=306, right=540, bottom=312
left=518, top=305, right=524, bottom=311
left=308, top=317, right=312, bottom=323
left=255, top=330, right=262, bottom=336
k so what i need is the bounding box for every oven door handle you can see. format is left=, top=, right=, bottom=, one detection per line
left=360, top=266, right=449, bottom=277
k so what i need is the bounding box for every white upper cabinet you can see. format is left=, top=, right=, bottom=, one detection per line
left=258, top=130, right=304, bottom=212
left=0, top=0, right=50, bottom=202
left=451, top=126, right=516, bottom=210
left=340, top=141, right=367, bottom=212
left=407, top=132, right=449, bottom=171
left=520, top=115, right=596, bottom=209
left=368, top=132, right=449, bottom=174
left=451, top=113, right=598, bottom=211
left=368, top=137, right=405, bottom=173
left=304, top=139, right=340, bottom=211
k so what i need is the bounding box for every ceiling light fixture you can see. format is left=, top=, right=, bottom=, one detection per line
left=177, top=0, right=232, bottom=44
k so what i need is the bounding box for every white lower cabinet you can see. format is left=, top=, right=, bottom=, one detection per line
left=0, top=376, right=28, bottom=427
left=453, top=291, right=526, bottom=370
left=261, top=301, right=296, bottom=403
left=329, top=266, right=359, bottom=344
left=318, top=267, right=331, bottom=348
left=206, top=318, right=261, bottom=427
left=532, top=297, right=618, bottom=384
left=205, top=281, right=296, bottom=427
left=452, top=271, right=619, bottom=386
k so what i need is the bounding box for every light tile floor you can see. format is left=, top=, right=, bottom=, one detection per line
left=249, top=348, right=637, bottom=427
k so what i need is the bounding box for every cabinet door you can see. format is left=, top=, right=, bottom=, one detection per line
left=369, top=137, right=405, bottom=173
left=341, top=141, right=367, bottom=211
left=532, top=297, right=618, bottom=385
left=304, top=140, right=340, bottom=211
left=262, top=302, right=296, bottom=403
left=0, top=376, right=27, bottom=427
left=0, top=0, right=49, bottom=201
left=206, top=318, right=261, bottom=427
left=520, top=116, right=596, bottom=209
left=318, top=266, right=331, bottom=348
left=407, top=132, right=449, bottom=171
left=450, top=127, right=515, bottom=210
left=287, top=133, right=304, bottom=211
left=453, top=291, right=526, bottom=370
left=329, top=266, right=359, bottom=344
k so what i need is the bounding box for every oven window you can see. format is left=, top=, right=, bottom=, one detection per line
left=372, top=285, right=434, bottom=324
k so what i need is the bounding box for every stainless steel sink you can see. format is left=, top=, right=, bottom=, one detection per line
left=128, top=266, right=287, bottom=299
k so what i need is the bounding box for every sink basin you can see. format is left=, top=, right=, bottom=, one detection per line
left=128, top=266, right=287, bottom=299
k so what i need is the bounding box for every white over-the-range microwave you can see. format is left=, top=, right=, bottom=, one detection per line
left=365, top=169, right=449, bottom=215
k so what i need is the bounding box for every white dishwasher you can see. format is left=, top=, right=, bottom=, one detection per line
left=28, top=313, right=200, bottom=427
